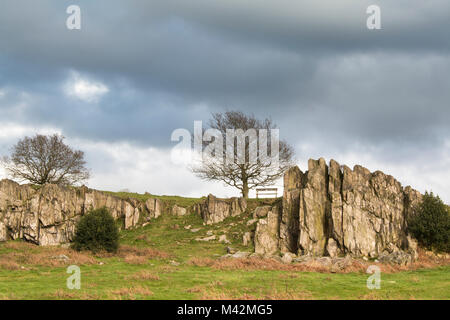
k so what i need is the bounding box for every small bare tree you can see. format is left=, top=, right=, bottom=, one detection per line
left=2, top=134, right=90, bottom=186
left=191, top=111, right=295, bottom=199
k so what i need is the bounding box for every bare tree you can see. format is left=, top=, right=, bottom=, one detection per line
left=191, top=111, right=295, bottom=199
left=2, top=134, right=90, bottom=186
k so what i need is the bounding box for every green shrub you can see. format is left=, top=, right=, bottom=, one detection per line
left=72, top=207, right=119, bottom=253
left=408, top=192, right=450, bottom=253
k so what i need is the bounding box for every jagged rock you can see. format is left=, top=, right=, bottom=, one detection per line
left=378, top=251, right=414, bottom=265
left=253, top=206, right=271, bottom=218
left=246, top=219, right=258, bottom=226
left=229, top=251, right=251, bottom=259
left=51, top=254, right=70, bottom=261
left=0, top=222, right=7, bottom=241
left=328, top=159, right=344, bottom=249
left=195, top=235, right=216, bottom=242
left=243, top=232, right=252, bottom=246
left=219, top=235, right=230, bottom=244
left=279, top=167, right=303, bottom=253
left=171, top=205, right=187, bottom=216
left=340, top=165, right=407, bottom=257
left=196, top=194, right=247, bottom=225
left=330, top=256, right=353, bottom=272
left=298, top=158, right=329, bottom=256
left=0, top=179, right=169, bottom=246
left=281, top=252, right=296, bottom=264
left=226, top=246, right=237, bottom=254
left=254, top=204, right=281, bottom=256
left=251, top=158, right=423, bottom=261
left=326, top=239, right=339, bottom=258
left=403, top=186, right=423, bottom=223
left=190, top=228, right=201, bottom=233
left=145, top=198, right=164, bottom=219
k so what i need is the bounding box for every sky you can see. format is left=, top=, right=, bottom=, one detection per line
left=0, top=0, right=449, bottom=202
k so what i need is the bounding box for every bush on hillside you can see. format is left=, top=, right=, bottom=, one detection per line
left=408, top=192, right=450, bottom=253
left=72, top=207, right=119, bottom=253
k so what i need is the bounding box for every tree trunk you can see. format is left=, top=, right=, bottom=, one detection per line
left=241, top=167, right=249, bottom=199
left=242, top=182, right=249, bottom=199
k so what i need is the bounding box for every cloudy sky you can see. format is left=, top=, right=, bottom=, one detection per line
left=0, top=0, right=449, bottom=201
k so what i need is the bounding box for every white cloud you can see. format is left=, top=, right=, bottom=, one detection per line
left=0, top=122, right=447, bottom=203
left=64, top=71, right=109, bottom=103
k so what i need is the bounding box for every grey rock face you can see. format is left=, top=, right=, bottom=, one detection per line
left=279, top=167, right=303, bottom=253
left=0, top=179, right=168, bottom=246
left=195, top=194, right=247, bottom=225
left=171, top=205, right=187, bottom=216
left=254, top=204, right=281, bottom=256
left=243, top=232, right=252, bottom=246
left=252, top=158, right=422, bottom=263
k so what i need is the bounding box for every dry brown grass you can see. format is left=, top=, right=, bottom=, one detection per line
left=126, top=270, right=160, bottom=281
left=0, top=242, right=97, bottom=269
left=188, top=249, right=450, bottom=274
left=197, top=286, right=313, bottom=300
left=50, top=289, right=103, bottom=300
left=112, top=245, right=170, bottom=265
left=110, top=286, right=153, bottom=299
left=0, top=241, right=170, bottom=269
left=188, top=256, right=364, bottom=273
left=0, top=259, right=21, bottom=270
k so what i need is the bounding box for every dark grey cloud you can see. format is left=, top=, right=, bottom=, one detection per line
left=0, top=0, right=449, bottom=199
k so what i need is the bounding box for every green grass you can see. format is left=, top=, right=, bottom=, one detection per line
left=0, top=198, right=449, bottom=300
left=103, top=191, right=204, bottom=208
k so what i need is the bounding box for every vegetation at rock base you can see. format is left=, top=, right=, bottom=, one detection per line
left=408, top=192, right=450, bottom=253
left=72, top=208, right=119, bottom=253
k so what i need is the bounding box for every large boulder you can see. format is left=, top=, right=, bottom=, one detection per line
left=171, top=204, right=187, bottom=216
left=196, top=194, right=247, bottom=225
left=145, top=198, right=164, bottom=219
left=254, top=204, right=281, bottom=256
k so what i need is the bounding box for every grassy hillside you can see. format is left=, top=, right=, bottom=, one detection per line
left=1, top=201, right=449, bottom=300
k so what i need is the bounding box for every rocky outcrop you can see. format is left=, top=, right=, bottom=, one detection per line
left=254, top=204, right=281, bottom=256
left=279, top=167, right=302, bottom=253
left=254, top=158, right=423, bottom=262
left=171, top=204, right=187, bottom=216
left=0, top=179, right=168, bottom=246
left=195, top=194, right=247, bottom=225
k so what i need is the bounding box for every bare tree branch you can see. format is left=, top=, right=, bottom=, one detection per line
left=1, top=134, right=90, bottom=186
left=191, top=111, right=295, bottom=198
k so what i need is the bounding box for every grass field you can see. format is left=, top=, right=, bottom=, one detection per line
left=0, top=194, right=449, bottom=300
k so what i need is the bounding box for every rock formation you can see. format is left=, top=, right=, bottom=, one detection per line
left=193, top=194, right=247, bottom=225
left=254, top=158, right=423, bottom=261
left=0, top=179, right=165, bottom=245
left=0, top=157, right=425, bottom=264
left=254, top=204, right=282, bottom=256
